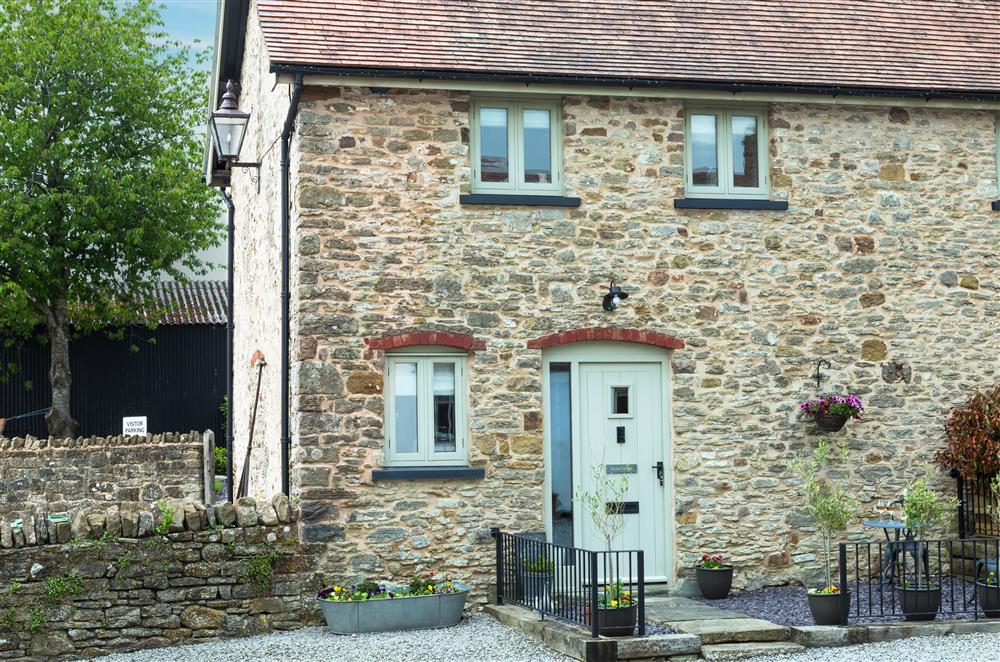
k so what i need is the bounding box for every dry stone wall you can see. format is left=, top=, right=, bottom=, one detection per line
left=0, top=496, right=320, bottom=660
left=0, top=433, right=207, bottom=521
left=282, top=86, right=1000, bottom=595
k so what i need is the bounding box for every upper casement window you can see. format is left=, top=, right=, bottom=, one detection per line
left=384, top=350, right=467, bottom=467
left=684, top=107, right=769, bottom=199
left=471, top=99, right=563, bottom=195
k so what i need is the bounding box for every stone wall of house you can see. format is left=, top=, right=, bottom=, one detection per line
left=227, top=0, right=292, bottom=499
left=0, top=433, right=207, bottom=521
left=278, top=84, right=1000, bottom=595
left=0, top=496, right=319, bottom=660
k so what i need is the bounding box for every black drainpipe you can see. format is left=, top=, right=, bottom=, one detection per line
left=279, top=73, right=304, bottom=496
left=218, top=188, right=236, bottom=502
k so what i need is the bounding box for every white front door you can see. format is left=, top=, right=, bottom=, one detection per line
left=576, top=361, right=668, bottom=579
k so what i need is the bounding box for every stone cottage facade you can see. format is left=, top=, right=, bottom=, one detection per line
left=207, top=0, right=1000, bottom=597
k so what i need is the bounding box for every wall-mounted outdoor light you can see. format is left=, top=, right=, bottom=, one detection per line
left=602, top=282, right=629, bottom=312
left=209, top=79, right=260, bottom=188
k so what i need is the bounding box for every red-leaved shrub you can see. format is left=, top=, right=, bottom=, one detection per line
left=935, top=384, right=1000, bottom=479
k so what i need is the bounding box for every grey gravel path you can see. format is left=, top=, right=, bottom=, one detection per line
left=742, top=631, right=1000, bottom=662
left=96, top=613, right=571, bottom=662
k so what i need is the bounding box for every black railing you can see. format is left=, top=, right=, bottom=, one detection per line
left=956, top=473, right=1000, bottom=539
left=839, top=537, right=1000, bottom=622
left=491, top=528, right=645, bottom=638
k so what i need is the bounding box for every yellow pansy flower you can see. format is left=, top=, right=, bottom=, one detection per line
left=610, top=600, right=618, bottom=607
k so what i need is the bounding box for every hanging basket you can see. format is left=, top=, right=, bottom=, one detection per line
left=813, top=412, right=848, bottom=432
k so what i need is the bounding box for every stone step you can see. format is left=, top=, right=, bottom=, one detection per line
left=668, top=618, right=790, bottom=645
left=700, top=641, right=806, bottom=661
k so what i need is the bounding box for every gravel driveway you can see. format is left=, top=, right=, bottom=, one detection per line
left=743, top=631, right=1000, bottom=662
left=96, top=613, right=571, bottom=662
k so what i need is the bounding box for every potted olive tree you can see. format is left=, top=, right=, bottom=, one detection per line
left=577, top=465, right=637, bottom=636
left=896, top=475, right=959, bottom=621
left=794, top=442, right=858, bottom=625
left=980, top=471, right=1000, bottom=618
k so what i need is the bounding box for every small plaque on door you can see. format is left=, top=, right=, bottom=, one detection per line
left=605, top=501, right=639, bottom=514
left=605, top=464, right=637, bottom=475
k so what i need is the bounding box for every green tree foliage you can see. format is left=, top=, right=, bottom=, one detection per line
left=0, top=0, right=221, bottom=435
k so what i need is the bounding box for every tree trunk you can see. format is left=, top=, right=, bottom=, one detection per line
left=44, top=299, right=77, bottom=438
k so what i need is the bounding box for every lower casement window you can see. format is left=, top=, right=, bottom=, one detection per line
left=384, top=352, right=467, bottom=466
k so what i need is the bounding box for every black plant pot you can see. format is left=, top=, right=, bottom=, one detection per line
left=696, top=566, right=734, bottom=600
left=814, top=412, right=848, bottom=432
left=977, top=582, right=1000, bottom=618
left=896, top=586, right=941, bottom=621
left=807, top=590, right=850, bottom=625
left=597, top=604, right=638, bottom=636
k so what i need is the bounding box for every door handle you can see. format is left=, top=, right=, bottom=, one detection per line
left=652, top=461, right=664, bottom=486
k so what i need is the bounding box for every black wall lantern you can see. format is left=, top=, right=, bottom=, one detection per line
left=602, top=281, right=629, bottom=311
left=209, top=80, right=260, bottom=186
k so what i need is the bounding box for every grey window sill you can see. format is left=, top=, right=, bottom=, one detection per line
left=372, top=466, right=486, bottom=481
left=992, top=200, right=999, bottom=211
left=460, top=194, right=581, bottom=207
left=674, top=198, right=788, bottom=210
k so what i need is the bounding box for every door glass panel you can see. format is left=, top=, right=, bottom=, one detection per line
left=523, top=108, right=552, bottom=183
left=690, top=114, right=718, bottom=186
left=612, top=386, right=629, bottom=415
left=432, top=363, right=456, bottom=453
left=731, top=115, right=759, bottom=188
left=550, top=364, right=573, bottom=547
left=393, top=362, right=418, bottom=454
left=479, top=107, right=509, bottom=182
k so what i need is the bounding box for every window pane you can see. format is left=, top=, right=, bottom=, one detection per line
left=690, top=114, right=718, bottom=186
left=393, top=362, right=418, bottom=454
left=550, top=364, right=573, bottom=547
left=479, top=107, right=509, bottom=182
left=731, top=115, right=759, bottom=188
left=612, top=386, right=629, bottom=415
left=523, top=109, right=552, bottom=184
left=432, top=363, right=456, bottom=453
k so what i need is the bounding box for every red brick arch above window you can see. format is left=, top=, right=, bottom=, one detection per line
left=365, top=331, right=486, bottom=352
left=526, top=327, right=685, bottom=350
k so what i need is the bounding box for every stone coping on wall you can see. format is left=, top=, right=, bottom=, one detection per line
left=0, top=496, right=295, bottom=550
left=0, top=430, right=203, bottom=451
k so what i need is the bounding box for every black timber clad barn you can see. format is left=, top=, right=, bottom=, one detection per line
left=0, top=281, right=227, bottom=439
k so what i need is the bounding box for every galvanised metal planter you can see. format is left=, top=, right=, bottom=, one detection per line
left=696, top=566, right=734, bottom=600
left=317, top=583, right=470, bottom=634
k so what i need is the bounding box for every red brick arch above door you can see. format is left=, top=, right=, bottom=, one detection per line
left=526, top=327, right=685, bottom=350
left=364, top=331, right=486, bottom=352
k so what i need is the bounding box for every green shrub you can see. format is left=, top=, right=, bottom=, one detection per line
left=154, top=500, right=174, bottom=535
left=27, top=608, right=44, bottom=632
left=241, top=546, right=280, bottom=590
left=45, top=572, right=84, bottom=603
left=213, top=446, right=227, bottom=475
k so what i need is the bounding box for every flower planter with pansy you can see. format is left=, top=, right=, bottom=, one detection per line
left=695, top=554, right=734, bottom=599
left=316, top=572, right=470, bottom=634
left=799, top=394, right=864, bottom=432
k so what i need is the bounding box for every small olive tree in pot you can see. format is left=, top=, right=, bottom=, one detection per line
left=577, top=465, right=637, bottom=636
left=794, top=442, right=858, bottom=625
left=896, top=474, right=959, bottom=621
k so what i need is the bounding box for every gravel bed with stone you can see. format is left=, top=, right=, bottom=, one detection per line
left=694, top=580, right=985, bottom=626
left=96, top=613, right=572, bottom=662
left=742, top=631, right=1000, bottom=662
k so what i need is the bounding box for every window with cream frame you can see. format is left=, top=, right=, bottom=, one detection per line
left=684, top=107, right=770, bottom=199
left=384, top=349, right=468, bottom=467
left=471, top=98, right=563, bottom=195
